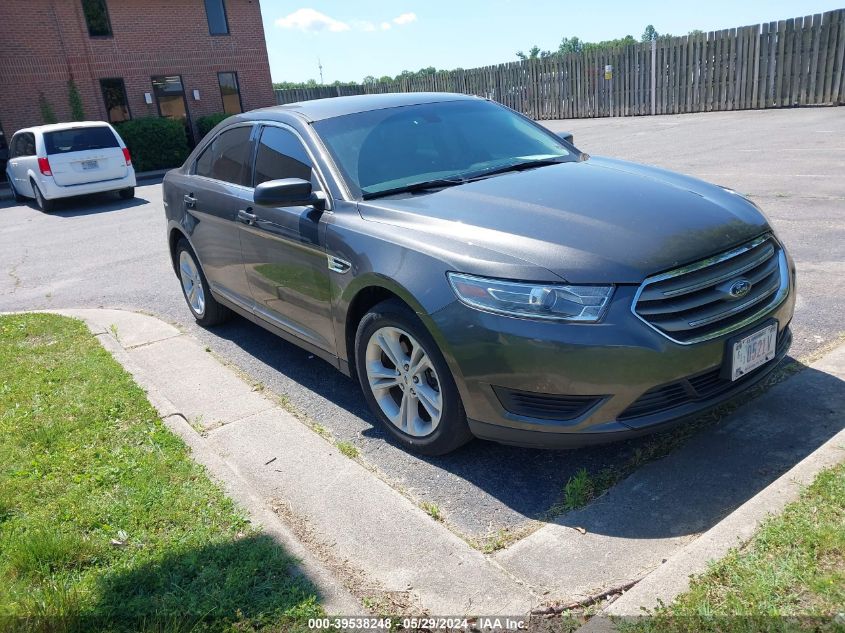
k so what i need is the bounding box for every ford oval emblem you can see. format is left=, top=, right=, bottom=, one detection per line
left=729, top=279, right=752, bottom=299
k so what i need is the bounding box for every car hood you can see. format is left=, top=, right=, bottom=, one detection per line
left=356, top=156, right=770, bottom=283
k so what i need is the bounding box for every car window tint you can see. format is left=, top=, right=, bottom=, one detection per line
left=253, top=126, right=316, bottom=188
left=13, top=134, right=35, bottom=157
left=44, top=126, right=119, bottom=155
left=195, top=126, right=252, bottom=186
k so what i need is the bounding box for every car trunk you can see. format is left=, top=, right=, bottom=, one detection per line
left=45, top=126, right=127, bottom=186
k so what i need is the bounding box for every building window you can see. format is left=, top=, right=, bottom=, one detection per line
left=81, top=0, right=112, bottom=37
left=100, top=78, right=130, bottom=123
left=204, top=0, right=229, bottom=35
left=218, top=72, right=242, bottom=114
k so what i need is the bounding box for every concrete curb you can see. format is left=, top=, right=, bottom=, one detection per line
left=47, top=308, right=537, bottom=617
left=577, top=345, right=845, bottom=632
left=54, top=309, right=361, bottom=615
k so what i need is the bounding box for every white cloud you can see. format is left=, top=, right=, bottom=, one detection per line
left=275, top=8, right=350, bottom=32
left=275, top=8, right=417, bottom=34
left=392, top=12, right=417, bottom=25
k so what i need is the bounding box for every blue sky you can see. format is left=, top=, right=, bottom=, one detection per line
left=259, top=1, right=843, bottom=83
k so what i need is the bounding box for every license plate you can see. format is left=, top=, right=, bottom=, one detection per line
left=81, top=160, right=98, bottom=170
left=731, top=323, right=777, bottom=381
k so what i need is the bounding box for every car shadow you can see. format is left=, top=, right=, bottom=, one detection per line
left=71, top=535, right=322, bottom=630
left=42, top=192, right=151, bottom=217
left=206, top=314, right=843, bottom=541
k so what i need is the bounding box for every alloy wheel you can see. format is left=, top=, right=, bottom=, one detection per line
left=179, top=250, right=206, bottom=317
left=365, top=326, right=443, bottom=437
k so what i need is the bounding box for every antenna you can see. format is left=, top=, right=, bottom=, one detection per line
left=318, top=58, right=324, bottom=85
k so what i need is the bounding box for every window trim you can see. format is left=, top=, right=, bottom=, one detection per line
left=99, top=77, right=131, bottom=123
left=217, top=71, right=243, bottom=115
left=204, top=0, right=230, bottom=36
left=81, top=0, right=113, bottom=38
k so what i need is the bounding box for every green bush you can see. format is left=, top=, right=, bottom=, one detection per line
left=68, top=79, right=85, bottom=121
left=115, top=117, right=189, bottom=173
left=196, top=113, right=232, bottom=139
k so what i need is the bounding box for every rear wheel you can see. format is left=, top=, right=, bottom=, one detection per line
left=176, top=239, right=230, bottom=326
left=355, top=299, right=473, bottom=455
left=31, top=181, right=55, bottom=212
left=118, top=187, right=135, bottom=200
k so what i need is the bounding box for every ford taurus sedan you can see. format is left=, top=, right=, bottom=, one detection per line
left=162, top=93, right=795, bottom=455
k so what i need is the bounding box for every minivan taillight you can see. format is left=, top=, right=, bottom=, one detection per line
left=122, top=148, right=132, bottom=166
left=38, top=157, right=52, bottom=176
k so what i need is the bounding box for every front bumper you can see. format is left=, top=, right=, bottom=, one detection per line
left=428, top=275, right=796, bottom=449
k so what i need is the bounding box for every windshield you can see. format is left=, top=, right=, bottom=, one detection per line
left=313, top=99, right=573, bottom=198
left=44, top=126, right=119, bottom=155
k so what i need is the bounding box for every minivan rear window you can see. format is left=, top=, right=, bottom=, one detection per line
left=44, top=126, right=120, bottom=155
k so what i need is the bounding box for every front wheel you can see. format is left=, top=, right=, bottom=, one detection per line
left=355, top=299, right=472, bottom=455
left=9, top=179, right=25, bottom=203
left=175, top=239, right=230, bottom=326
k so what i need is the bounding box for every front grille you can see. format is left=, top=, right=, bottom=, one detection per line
left=633, top=235, right=789, bottom=344
left=493, top=387, right=602, bottom=421
left=618, top=327, right=791, bottom=420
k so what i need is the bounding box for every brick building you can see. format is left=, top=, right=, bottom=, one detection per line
left=0, top=0, right=275, bottom=147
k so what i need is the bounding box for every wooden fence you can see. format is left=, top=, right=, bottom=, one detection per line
left=275, top=9, right=845, bottom=119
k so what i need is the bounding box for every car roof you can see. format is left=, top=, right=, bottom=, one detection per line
left=14, top=121, right=115, bottom=135
left=242, top=91, right=482, bottom=123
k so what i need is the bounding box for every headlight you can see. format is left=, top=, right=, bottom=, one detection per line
left=447, top=273, right=613, bottom=322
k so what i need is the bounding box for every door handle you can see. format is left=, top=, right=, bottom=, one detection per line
left=237, top=209, right=257, bottom=225
left=184, top=194, right=197, bottom=208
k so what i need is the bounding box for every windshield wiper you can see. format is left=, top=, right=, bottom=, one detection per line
left=361, top=177, right=466, bottom=200
left=464, top=157, right=569, bottom=182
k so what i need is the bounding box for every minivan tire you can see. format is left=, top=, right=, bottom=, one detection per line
left=31, top=181, right=55, bottom=212
left=355, top=299, right=473, bottom=455
left=9, top=180, right=25, bottom=203
left=118, top=187, right=135, bottom=200
left=175, top=238, right=231, bottom=327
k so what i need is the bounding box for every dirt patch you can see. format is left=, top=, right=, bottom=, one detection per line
left=270, top=497, right=425, bottom=616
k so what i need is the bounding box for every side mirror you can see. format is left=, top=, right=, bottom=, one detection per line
left=254, top=178, right=326, bottom=210
left=557, top=131, right=574, bottom=145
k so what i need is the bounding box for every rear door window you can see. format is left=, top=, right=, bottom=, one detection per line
left=44, top=126, right=119, bottom=155
left=194, top=125, right=253, bottom=186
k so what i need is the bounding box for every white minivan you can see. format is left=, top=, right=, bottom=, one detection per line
left=5, top=121, right=136, bottom=212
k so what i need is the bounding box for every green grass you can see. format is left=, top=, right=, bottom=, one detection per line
left=420, top=502, right=443, bottom=522
left=0, top=314, right=322, bottom=632
left=335, top=441, right=359, bottom=459
left=627, top=463, right=845, bottom=632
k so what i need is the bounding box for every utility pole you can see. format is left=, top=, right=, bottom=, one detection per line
left=318, top=58, right=324, bottom=85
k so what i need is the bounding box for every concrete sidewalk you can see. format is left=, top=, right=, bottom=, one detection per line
left=47, top=308, right=845, bottom=620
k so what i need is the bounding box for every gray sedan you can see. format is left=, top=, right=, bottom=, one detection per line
left=162, top=93, right=795, bottom=455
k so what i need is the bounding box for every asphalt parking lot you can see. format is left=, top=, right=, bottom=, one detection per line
left=2, top=107, right=843, bottom=543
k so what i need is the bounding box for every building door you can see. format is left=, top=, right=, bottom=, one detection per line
left=151, top=75, right=194, bottom=145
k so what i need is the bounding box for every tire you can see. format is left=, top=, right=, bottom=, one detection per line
left=118, top=187, right=135, bottom=200
left=31, top=181, right=55, bottom=212
left=355, top=299, right=473, bottom=455
left=175, top=238, right=231, bottom=326
left=9, top=180, right=25, bottom=203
